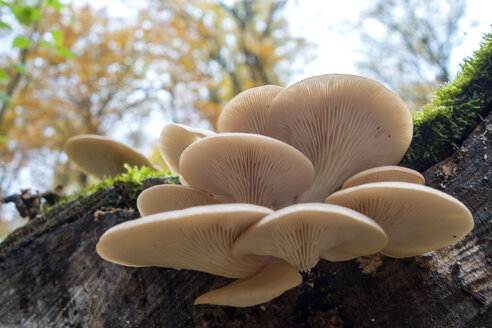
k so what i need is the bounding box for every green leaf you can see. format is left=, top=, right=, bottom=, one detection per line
left=0, top=135, right=7, bottom=143
left=0, top=20, right=11, bottom=30
left=55, top=46, right=76, bottom=59
left=11, top=5, right=42, bottom=26
left=0, top=68, right=9, bottom=82
left=11, top=63, right=26, bottom=73
left=0, top=91, right=10, bottom=102
left=38, top=40, right=52, bottom=48
left=50, top=29, right=64, bottom=46
left=46, top=0, right=64, bottom=10
left=12, top=36, right=31, bottom=49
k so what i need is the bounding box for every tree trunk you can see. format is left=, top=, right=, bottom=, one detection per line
left=0, top=113, right=490, bottom=327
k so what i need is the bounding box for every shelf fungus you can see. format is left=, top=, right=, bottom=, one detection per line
left=94, top=73, right=474, bottom=308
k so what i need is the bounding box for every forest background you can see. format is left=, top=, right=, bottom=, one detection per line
left=0, top=0, right=490, bottom=238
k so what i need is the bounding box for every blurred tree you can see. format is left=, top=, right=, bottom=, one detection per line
left=355, top=0, right=467, bottom=110
left=148, top=0, right=308, bottom=127
left=0, top=0, right=68, bottom=235
left=0, top=0, right=308, bottom=202
left=1, top=4, right=160, bottom=192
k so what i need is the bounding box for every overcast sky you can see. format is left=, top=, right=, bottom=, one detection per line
left=284, top=0, right=491, bottom=83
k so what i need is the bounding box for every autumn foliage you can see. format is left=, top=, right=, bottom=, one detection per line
left=0, top=0, right=308, bottom=198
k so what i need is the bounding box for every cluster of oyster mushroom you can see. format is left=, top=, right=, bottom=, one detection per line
left=65, top=74, right=474, bottom=308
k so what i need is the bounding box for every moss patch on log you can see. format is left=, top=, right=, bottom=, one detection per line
left=401, top=31, right=492, bottom=171
left=56, top=164, right=178, bottom=207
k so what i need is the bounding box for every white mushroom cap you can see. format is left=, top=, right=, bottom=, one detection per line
left=217, top=85, right=284, bottom=135
left=179, top=133, right=315, bottom=208
left=194, top=258, right=302, bottom=307
left=136, top=184, right=220, bottom=216
left=325, top=182, right=474, bottom=257
left=265, top=74, right=413, bottom=202
left=158, top=123, right=214, bottom=175
left=64, top=134, right=154, bottom=179
left=96, top=204, right=273, bottom=278
left=233, top=203, right=387, bottom=272
left=342, top=166, right=425, bottom=189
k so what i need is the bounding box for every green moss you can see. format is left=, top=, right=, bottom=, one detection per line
left=400, top=31, right=492, bottom=171
left=56, top=164, right=177, bottom=207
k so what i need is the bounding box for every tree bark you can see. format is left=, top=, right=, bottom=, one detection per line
left=0, top=114, right=491, bottom=328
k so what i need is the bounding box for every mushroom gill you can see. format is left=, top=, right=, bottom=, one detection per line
left=179, top=133, right=315, bottom=208
left=217, top=85, right=284, bottom=135
left=265, top=74, right=413, bottom=202
left=233, top=203, right=387, bottom=272
left=96, top=204, right=273, bottom=278
left=342, top=166, right=425, bottom=189
left=195, top=258, right=302, bottom=307
left=325, top=182, right=474, bottom=257
left=159, top=123, right=214, bottom=175
left=137, top=184, right=220, bottom=216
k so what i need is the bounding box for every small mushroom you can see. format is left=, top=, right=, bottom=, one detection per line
left=195, top=258, right=302, bottom=307
left=342, top=166, right=425, bottom=189
left=64, top=134, right=154, bottom=179
left=137, top=184, right=220, bottom=216
left=325, top=182, right=474, bottom=257
left=265, top=74, right=413, bottom=202
left=96, top=204, right=273, bottom=278
left=158, top=123, right=214, bottom=175
left=233, top=203, right=387, bottom=272
left=217, top=85, right=284, bottom=135
left=179, top=133, right=315, bottom=208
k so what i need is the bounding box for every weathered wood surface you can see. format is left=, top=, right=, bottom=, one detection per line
left=0, top=114, right=491, bottom=328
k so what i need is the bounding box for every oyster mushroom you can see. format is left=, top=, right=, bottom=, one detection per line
left=64, top=134, right=154, bottom=179
left=342, top=166, right=425, bottom=189
left=217, top=85, right=284, bottom=135
left=158, top=123, right=214, bottom=175
left=195, top=258, right=302, bottom=307
left=136, top=184, right=220, bottom=216
left=179, top=133, right=315, bottom=208
left=325, top=182, right=474, bottom=257
left=233, top=203, right=387, bottom=272
left=265, top=74, right=413, bottom=202
left=96, top=204, right=273, bottom=278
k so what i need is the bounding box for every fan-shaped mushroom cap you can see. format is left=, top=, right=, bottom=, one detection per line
left=342, top=166, right=424, bottom=189
left=64, top=134, right=154, bottom=179
left=233, top=203, right=387, bottom=272
left=136, top=184, right=220, bottom=216
left=158, top=123, right=214, bottom=174
left=217, top=85, right=284, bottom=134
left=180, top=133, right=315, bottom=208
left=325, top=182, right=474, bottom=257
left=195, top=258, right=302, bottom=307
left=96, top=204, right=273, bottom=278
left=265, top=74, right=413, bottom=202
